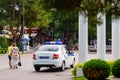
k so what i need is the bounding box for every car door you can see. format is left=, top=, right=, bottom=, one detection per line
left=62, top=46, right=70, bottom=67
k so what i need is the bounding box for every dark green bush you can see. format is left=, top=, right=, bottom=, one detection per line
left=83, top=59, right=110, bottom=80
left=112, top=59, right=120, bottom=77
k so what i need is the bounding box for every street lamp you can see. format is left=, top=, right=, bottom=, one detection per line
left=15, top=4, right=20, bottom=11
left=22, top=0, right=25, bottom=54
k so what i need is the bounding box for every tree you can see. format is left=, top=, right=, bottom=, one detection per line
left=24, top=0, right=52, bottom=44
left=25, top=0, right=51, bottom=28
left=42, top=0, right=120, bottom=44
left=0, top=0, right=21, bottom=42
left=0, top=0, right=52, bottom=44
left=42, top=0, right=120, bottom=21
left=57, top=11, right=78, bottom=39
left=0, top=0, right=119, bottom=44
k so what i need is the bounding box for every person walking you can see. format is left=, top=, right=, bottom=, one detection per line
left=10, top=43, right=21, bottom=69
left=7, top=43, right=13, bottom=68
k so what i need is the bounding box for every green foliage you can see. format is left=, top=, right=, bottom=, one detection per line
left=25, top=0, right=52, bottom=28
left=83, top=59, right=110, bottom=80
left=0, top=0, right=119, bottom=44
left=72, top=63, right=83, bottom=76
left=73, top=60, right=114, bottom=80
left=42, top=0, right=81, bottom=11
left=42, top=0, right=120, bottom=17
left=0, top=36, right=9, bottom=54
left=54, top=11, right=78, bottom=39
left=112, top=59, right=120, bottom=77
left=0, top=0, right=19, bottom=25
left=73, top=76, right=87, bottom=80
left=80, top=0, right=104, bottom=13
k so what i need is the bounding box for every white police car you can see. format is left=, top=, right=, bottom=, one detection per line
left=32, top=41, right=75, bottom=72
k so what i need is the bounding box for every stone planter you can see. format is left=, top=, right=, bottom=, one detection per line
left=76, top=68, right=83, bottom=77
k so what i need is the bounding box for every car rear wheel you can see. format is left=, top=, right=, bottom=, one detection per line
left=34, top=65, right=40, bottom=72
left=59, top=62, right=65, bottom=71
left=70, top=59, right=75, bottom=68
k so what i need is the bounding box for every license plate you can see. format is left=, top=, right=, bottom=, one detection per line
left=39, top=56, right=49, bottom=59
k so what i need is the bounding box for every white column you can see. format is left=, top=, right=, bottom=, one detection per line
left=112, top=17, right=120, bottom=60
left=78, top=11, right=88, bottom=63
left=97, top=13, right=106, bottom=60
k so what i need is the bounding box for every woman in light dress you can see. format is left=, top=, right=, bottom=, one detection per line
left=10, top=43, right=21, bottom=69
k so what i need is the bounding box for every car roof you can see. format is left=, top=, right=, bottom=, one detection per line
left=42, top=44, right=65, bottom=47
left=37, top=44, right=65, bottom=52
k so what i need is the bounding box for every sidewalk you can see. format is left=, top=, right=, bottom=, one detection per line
left=20, top=44, right=40, bottom=54
left=107, top=76, right=120, bottom=80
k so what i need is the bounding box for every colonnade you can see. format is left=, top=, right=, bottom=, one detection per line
left=78, top=12, right=120, bottom=63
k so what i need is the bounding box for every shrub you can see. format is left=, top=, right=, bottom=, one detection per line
left=112, top=59, right=120, bottom=77
left=0, top=37, right=9, bottom=54
left=72, top=63, right=83, bottom=76
left=82, top=59, right=110, bottom=80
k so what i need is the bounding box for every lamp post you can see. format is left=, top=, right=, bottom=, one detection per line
left=21, top=0, right=25, bottom=54
left=15, top=0, right=25, bottom=53
left=22, top=0, right=24, bottom=36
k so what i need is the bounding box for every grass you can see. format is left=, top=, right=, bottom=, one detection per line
left=73, top=76, right=87, bottom=80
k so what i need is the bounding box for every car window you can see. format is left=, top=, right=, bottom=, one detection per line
left=62, top=46, right=68, bottom=54
left=37, top=45, right=59, bottom=51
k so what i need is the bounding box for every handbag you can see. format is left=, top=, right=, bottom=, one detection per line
left=18, top=61, right=22, bottom=66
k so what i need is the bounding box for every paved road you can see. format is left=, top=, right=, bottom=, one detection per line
left=1, top=50, right=118, bottom=80
left=0, top=53, right=74, bottom=80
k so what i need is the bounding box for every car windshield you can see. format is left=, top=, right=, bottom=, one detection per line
left=37, top=45, right=59, bottom=51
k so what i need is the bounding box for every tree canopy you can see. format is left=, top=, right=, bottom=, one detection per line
left=42, top=0, right=120, bottom=17
left=25, top=0, right=52, bottom=28
left=0, top=0, right=119, bottom=44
